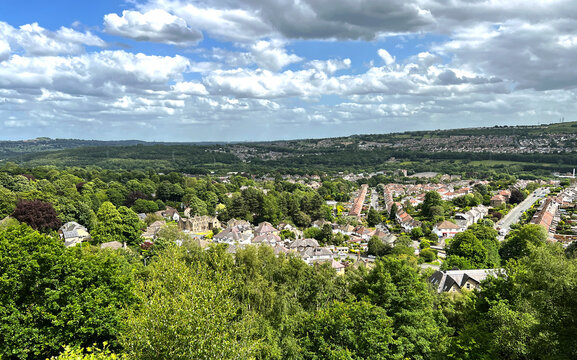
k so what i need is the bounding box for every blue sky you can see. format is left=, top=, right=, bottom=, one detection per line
left=1, top=0, right=576, bottom=141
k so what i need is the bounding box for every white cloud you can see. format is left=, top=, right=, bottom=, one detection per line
left=0, top=21, right=105, bottom=56
left=0, top=51, right=190, bottom=96
left=104, top=9, right=203, bottom=45
left=377, top=49, right=395, bottom=65
left=139, top=0, right=273, bottom=42
left=307, top=58, right=351, bottom=74
left=0, top=38, right=10, bottom=61
left=172, top=81, right=208, bottom=95
left=250, top=40, right=303, bottom=71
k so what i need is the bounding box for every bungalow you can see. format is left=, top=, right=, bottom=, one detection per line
left=433, top=220, right=462, bottom=238
left=429, top=269, right=501, bottom=293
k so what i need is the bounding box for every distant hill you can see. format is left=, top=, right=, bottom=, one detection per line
left=3, top=121, right=577, bottom=175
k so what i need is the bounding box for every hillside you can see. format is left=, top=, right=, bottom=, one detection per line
left=3, top=121, right=577, bottom=175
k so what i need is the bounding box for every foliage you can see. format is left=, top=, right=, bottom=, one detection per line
left=12, top=199, right=62, bottom=232
left=50, top=343, right=125, bottom=360
left=120, top=246, right=257, bottom=360
left=0, top=225, right=136, bottom=359
left=295, top=301, right=396, bottom=360
left=499, top=224, right=548, bottom=261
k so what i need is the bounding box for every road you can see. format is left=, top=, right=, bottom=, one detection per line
left=495, top=187, right=549, bottom=239
left=370, top=189, right=379, bottom=211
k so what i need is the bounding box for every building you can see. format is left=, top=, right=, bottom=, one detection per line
left=433, top=220, right=462, bottom=238
left=429, top=269, right=501, bottom=293
left=490, top=194, right=506, bottom=207
left=179, top=215, right=220, bottom=233
left=142, top=220, right=166, bottom=240
left=530, top=197, right=560, bottom=237
left=349, top=184, right=369, bottom=217
left=254, top=221, right=279, bottom=236
left=59, top=222, right=91, bottom=247
left=213, top=224, right=253, bottom=245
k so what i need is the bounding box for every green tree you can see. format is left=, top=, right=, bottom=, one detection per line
left=117, top=206, right=145, bottom=246
left=92, top=202, right=124, bottom=244
left=120, top=247, right=257, bottom=359
left=499, top=224, right=548, bottom=261
left=0, top=225, right=136, bottom=359
left=295, top=301, right=397, bottom=360
left=349, top=257, right=448, bottom=358
left=421, top=191, right=443, bottom=219
left=444, top=231, right=488, bottom=269
left=367, top=208, right=381, bottom=227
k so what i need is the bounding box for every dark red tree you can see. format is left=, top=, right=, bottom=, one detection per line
left=12, top=199, right=62, bottom=232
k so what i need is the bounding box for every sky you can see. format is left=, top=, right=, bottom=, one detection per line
left=1, top=0, right=576, bottom=141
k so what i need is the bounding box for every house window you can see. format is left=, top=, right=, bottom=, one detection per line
left=466, top=283, right=470, bottom=289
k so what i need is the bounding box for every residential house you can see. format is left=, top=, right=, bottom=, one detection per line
left=429, top=269, right=501, bottom=293
left=179, top=215, right=220, bottom=233
left=142, top=220, right=166, bottom=240
left=214, top=225, right=253, bottom=245
left=349, top=184, right=368, bottom=217
left=252, top=233, right=281, bottom=246
left=396, top=209, right=422, bottom=231
left=433, top=220, right=462, bottom=238
left=59, top=222, right=91, bottom=247
left=331, top=259, right=346, bottom=275
left=254, top=221, right=279, bottom=236
left=490, top=194, right=506, bottom=207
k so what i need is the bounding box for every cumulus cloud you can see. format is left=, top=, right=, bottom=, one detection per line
left=138, top=0, right=273, bottom=42
left=0, top=39, right=10, bottom=61
left=104, top=9, right=203, bottom=45
left=0, top=50, right=190, bottom=96
left=139, top=0, right=433, bottom=41
left=0, top=21, right=105, bottom=56
left=307, top=58, right=351, bottom=74
left=378, top=49, right=395, bottom=65
left=250, top=40, right=303, bottom=71
left=172, top=81, right=209, bottom=95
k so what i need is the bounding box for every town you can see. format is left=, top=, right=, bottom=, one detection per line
left=4, top=166, right=573, bottom=295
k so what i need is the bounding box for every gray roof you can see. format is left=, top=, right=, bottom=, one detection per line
left=289, top=238, right=319, bottom=249
left=429, top=269, right=501, bottom=293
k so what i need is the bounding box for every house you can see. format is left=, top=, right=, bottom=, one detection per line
left=213, top=225, right=253, bottom=245
left=331, top=259, right=346, bottom=275
left=455, top=205, right=489, bottom=228
left=301, top=247, right=334, bottom=264
left=433, top=220, right=462, bottom=238
left=142, top=220, right=166, bottom=240
left=252, top=233, right=281, bottom=246
left=490, top=195, right=506, bottom=207
left=429, top=269, right=501, bottom=293
left=179, top=215, right=220, bottom=233
left=254, top=221, right=279, bottom=236
left=349, top=184, right=368, bottom=217
left=396, top=210, right=422, bottom=231
left=499, top=190, right=511, bottom=201
left=156, top=206, right=180, bottom=222
left=59, top=222, right=91, bottom=247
